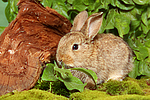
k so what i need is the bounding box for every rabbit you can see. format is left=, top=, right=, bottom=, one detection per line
left=56, top=11, right=133, bottom=88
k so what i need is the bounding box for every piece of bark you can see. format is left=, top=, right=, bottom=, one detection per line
left=0, top=0, right=72, bottom=95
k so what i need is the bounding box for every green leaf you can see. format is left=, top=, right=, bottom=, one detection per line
left=99, top=0, right=110, bottom=10
left=52, top=0, right=69, bottom=19
left=83, top=0, right=95, bottom=5
left=141, top=10, right=148, bottom=26
left=134, top=39, right=143, bottom=47
left=143, top=64, right=150, bottom=77
left=93, top=0, right=111, bottom=11
left=148, top=6, right=150, bottom=18
left=116, top=0, right=134, bottom=10
left=94, top=0, right=102, bottom=11
left=130, top=20, right=141, bottom=32
left=2, top=0, right=8, bottom=2
left=121, top=0, right=135, bottom=5
left=146, top=31, right=150, bottom=39
left=134, top=46, right=149, bottom=60
left=144, top=39, right=150, bottom=48
left=82, top=0, right=96, bottom=11
left=71, top=67, right=98, bottom=84
left=148, top=48, right=150, bottom=60
left=41, top=0, right=53, bottom=7
left=128, top=60, right=140, bottom=78
left=114, top=14, right=130, bottom=37
left=41, top=62, right=87, bottom=92
left=141, top=22, right=149, bottom=34
left=99, top=17, right=106, bottom=33
left=54, top=67, right=73, bottom=79
left=138, top=60, right=150, bottom=77
left=110, top=0, right=116, bottom=6
left=67, top=0, right=74, bottom=4
left=127, top=37, right=139, bottom=50
left=133, top=0, right=149, bottom=5
left=120, top=9, right=141, bottom=32
left=0, top=26, right=6, bottom=35
left=72, top=0, right=88, bottom=11
left=41, top=63, right=57, bottom=81
left=120, top=7, right=141, bottom=21
left=104, top=9, right=115, bottom=29
left=138, top=60, right=145, bottom=74
left=59, top=75, right=87, bottom=92
left=5, top=0, right=18, bottom=23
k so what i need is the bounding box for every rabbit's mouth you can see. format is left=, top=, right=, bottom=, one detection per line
left=63, top=63, right=79, bottom=69
left=64, top=65, right=74, bottom=69
left=64, top=64, right=82, bottom=69
left=57, top=61, right=75, bottom=69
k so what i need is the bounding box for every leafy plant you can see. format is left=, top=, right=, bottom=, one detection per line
left=41, top=62, right=97, bottom=92
left=5, top=0, right=18, bottom=23
left=1, top=0, right=150, bottom=81
left=0, top=26, right=6, bottom=35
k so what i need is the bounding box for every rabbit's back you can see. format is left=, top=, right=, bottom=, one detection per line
left=93, top=33, right=133, bottom=83
left=70, top=33, right=133, bottom=86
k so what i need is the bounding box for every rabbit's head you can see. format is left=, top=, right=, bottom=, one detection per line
left=56, top=11, right=103, bottom=68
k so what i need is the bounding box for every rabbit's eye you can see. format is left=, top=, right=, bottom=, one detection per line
left=72, top=44, right=79, bottom=50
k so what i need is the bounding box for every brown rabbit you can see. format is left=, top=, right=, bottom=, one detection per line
left=56, top=11, right=133, bottom=87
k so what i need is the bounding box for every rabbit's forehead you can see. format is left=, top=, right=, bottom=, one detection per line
left=60, top=32, right=85, bottom=44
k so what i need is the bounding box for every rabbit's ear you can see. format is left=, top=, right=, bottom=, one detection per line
left=71, top=11, right=88, bottom=31
left=81, top=12, right=103, bottom=40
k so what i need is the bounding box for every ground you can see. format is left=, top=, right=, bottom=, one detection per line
left=0, top=77, right=150, bottom=100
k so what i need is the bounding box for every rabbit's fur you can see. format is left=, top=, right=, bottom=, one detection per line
left=56, top=11, right=133, bottom=87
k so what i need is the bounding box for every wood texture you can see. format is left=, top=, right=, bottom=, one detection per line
left=0, top=0, right=72, bottom=95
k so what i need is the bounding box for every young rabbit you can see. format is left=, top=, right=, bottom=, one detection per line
left=56, top=11, right=133, bottom=87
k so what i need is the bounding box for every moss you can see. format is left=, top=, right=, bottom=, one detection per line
left=1, top=89, right=150, bottom=100
left=137, top=79, right=150, bottom=89
left=0, top=89, right=68, bottom=100
left=107, top=80, right=144, bottom=95
left=70, top=90, right=150, bottom=100
left=124, top=77, right=150, bottom=89
left=70, top=90, right=110, bottom=100
left=143, top=89, right=150, bottom=95
left=97, top=77, right=150, bottom=95
left=108, top=95, right=150, bottom=100
left=98, top=80, right=144, bottom=95
left=1, top=77, right=150, bottom=100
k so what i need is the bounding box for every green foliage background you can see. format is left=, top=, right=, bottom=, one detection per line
left=1, top=0, right=150, bottom=79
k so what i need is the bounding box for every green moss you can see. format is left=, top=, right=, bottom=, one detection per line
left=105, top=80, right=144, bottom=95
left=143, top=89, right=150, bottom=95
left=70, top=90, right=150, bottom=100
left=1, top=77, right=150, bottom=100
left=97, top=77, right=150, bottom=95
left=1, top=89, right=150, bottom=100
left=70, top=90, right=110, bottom=100
left=0, top=89, right=68, bottom=100
left=137, top=79, right=150, bottom=89
left=124, top=77, right=150, bottom=89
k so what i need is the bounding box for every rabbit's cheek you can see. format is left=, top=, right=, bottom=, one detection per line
left=60, top=55, right=74, bottom=66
